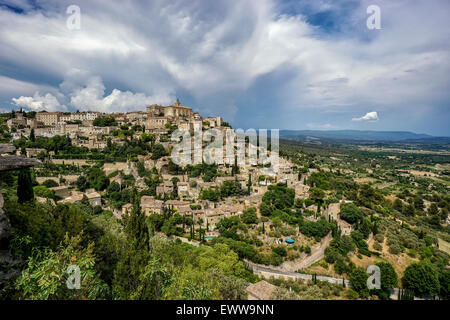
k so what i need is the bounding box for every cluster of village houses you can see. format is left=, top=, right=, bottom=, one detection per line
left=3, top=101, right=329, bottom=232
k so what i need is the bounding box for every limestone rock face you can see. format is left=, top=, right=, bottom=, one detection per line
left=0, top=193, right=11, bottom=247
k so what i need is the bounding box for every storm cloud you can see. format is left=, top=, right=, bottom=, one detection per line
left=1, top=0, right=449, bottom=135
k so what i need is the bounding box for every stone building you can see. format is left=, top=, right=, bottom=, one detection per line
left=36, top=112, right=61, bottom=126
left=146, top=100, right=193, bottom=119
left=145, top=117, right=168, bottom=129
left=61, top=111, right=100, bottom=122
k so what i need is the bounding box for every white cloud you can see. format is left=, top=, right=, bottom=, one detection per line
left=12, top=92, right=67, bottom=111
left=352, top=111, right=379, bottom=122
left=11, top=72, right=175, bottom=113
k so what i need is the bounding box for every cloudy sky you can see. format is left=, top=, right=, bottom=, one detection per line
left=0, top=0, right=449, bottom=135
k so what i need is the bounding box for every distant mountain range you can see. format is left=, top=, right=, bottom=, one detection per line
left=279, top=130, right=450, bottom=143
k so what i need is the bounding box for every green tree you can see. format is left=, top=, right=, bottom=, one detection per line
left=402, top=203, right=415, bottom=216
left=241, top=207, right=258, bottom=224
left=349, top=267, right=369, bottom=296
left=14, top=235, right=109, bottom=299
left=259, top=202, right=272, bottom=216
left=340, top=203, right=363, bottom=224
left=93, top=116, right=117, bottom=127
left=428, top=203, right=439, bottom=216
left=151, top=144, right=168, bottom=160
left=439, top=269, right=450, bottom=299
left=402, top=262, right=440, bottom=296
left=376, top=262, right=398, bottom=289
left=76, top=175, right=89, bottom=192
left=309, top=187, right=325, bottom=204
left=262, top=184, right=295, bottom=210
left=393, top=199, right=404, bottom=212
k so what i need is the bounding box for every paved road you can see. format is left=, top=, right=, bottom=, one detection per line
left=247, top=262, right=406, bottom=299
left=246, top=261, right=351, bottom=287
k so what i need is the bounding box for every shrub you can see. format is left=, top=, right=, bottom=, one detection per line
left=42, top=179, right=59, bottom=188
left=334, top=257, right=348, bottom=275
left=373, top=242, right=382, bottom=252
left=33, top=185, right=55, bottom=199
left=374, top=233, right=384, bottom=243
left=272, top=245, right=287, bottom=257
left=389, top=243, right=402, bottom=255
left=346, top=289, right=359, bottom=299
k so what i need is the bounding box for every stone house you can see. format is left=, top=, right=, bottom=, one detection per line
left=122, top=203, right=132, bottom=215
left=165, top=200, right=191, bottom=211
left=50, top=185, right=71, bottom=198
left=294, top=183, right=310, bottom=199
left=59, top=191, right=84, bottom=204
left=140, top=196, right=164, bottom=215
left=25, top=148, right=46, bottom=158
left=156, top=181, right=173, bottom=196
left=177, top=181, right=190, bottom=197
left=86, top=191, right=102, bottom=206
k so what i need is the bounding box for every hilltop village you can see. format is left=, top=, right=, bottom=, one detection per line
left=0, top=101, right=449, bottom=300
left=2, top=101, right=303, bottom=229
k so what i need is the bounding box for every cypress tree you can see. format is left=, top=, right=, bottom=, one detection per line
left=30, top=128, right=35, bottom=142
left=17, top=168, right=34, bottom=203
left=113, top=188, right=152, bottom=298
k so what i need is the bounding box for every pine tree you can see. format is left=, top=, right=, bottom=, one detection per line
left=17, top=168, right=34, bottom=203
